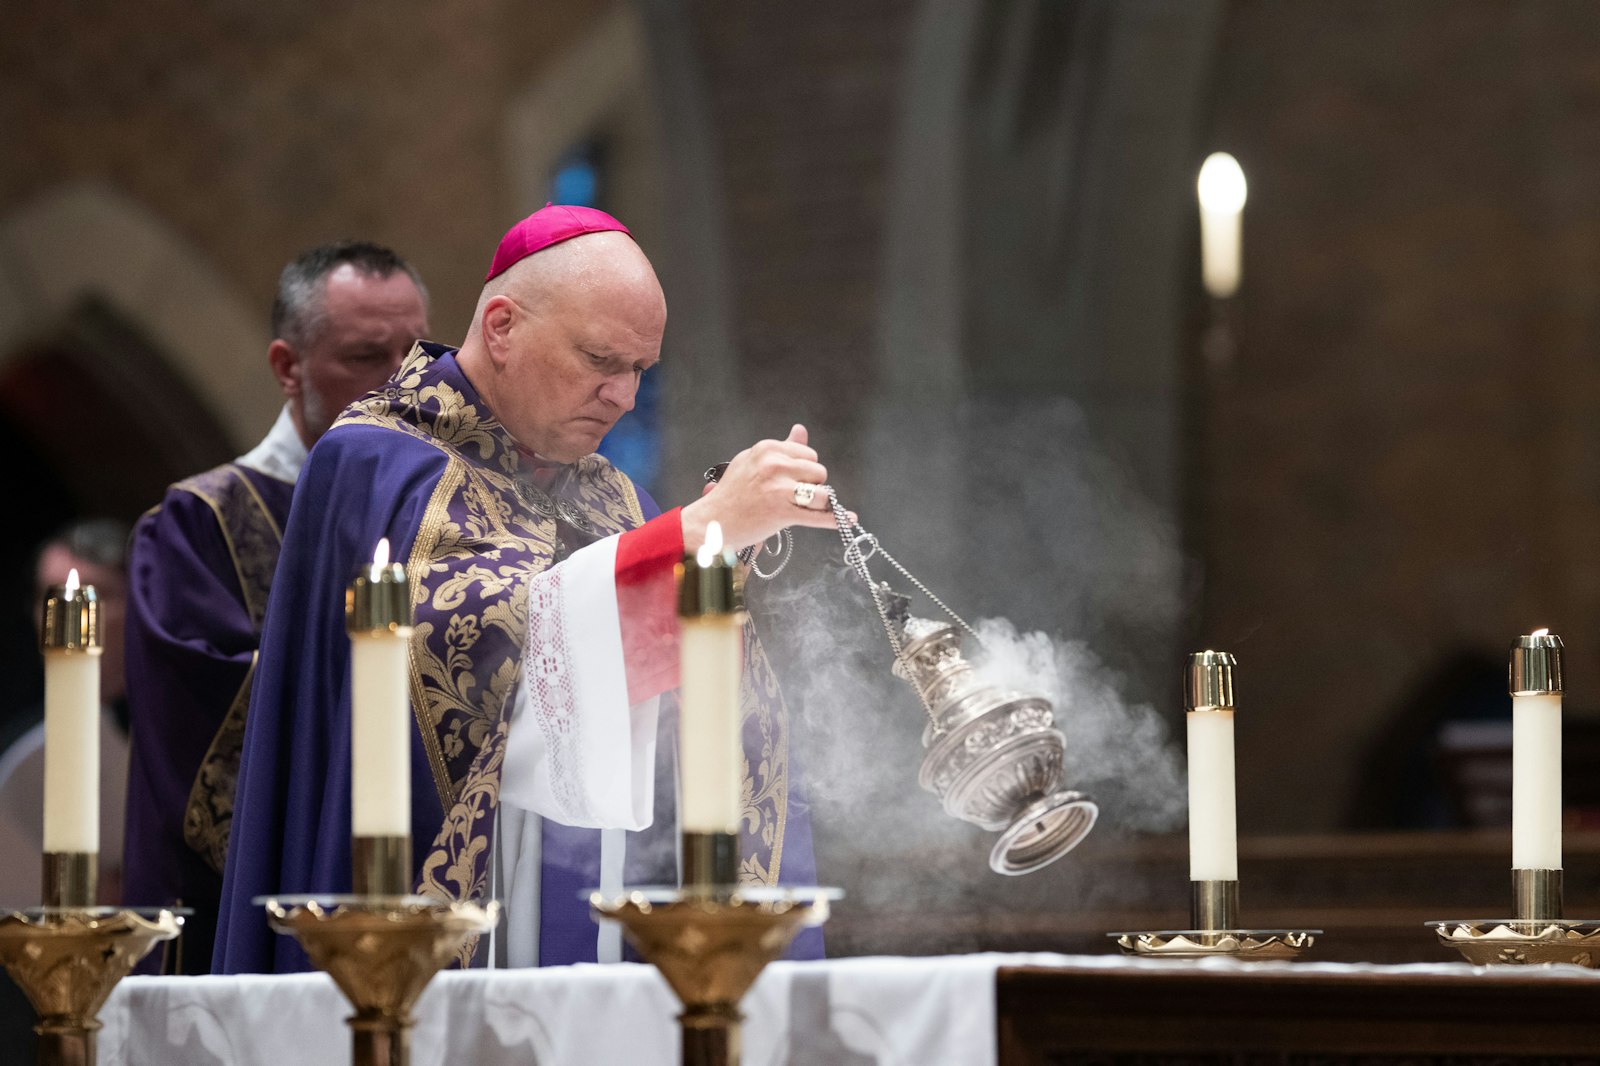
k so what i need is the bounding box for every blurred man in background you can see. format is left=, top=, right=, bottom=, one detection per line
left=122, top=241, right=428, bottom=973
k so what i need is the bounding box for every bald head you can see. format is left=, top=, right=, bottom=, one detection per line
left=457, top=231, right=666, bottom=461
left=473, top=230, right=662, bottom=325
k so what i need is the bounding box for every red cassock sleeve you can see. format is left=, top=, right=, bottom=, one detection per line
left=615, top=507, right=684, bottom=704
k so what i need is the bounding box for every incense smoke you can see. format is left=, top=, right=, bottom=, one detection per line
left=967, top=617, right=1186, bottom=834
left=732, top=390, right=1191, bottom=952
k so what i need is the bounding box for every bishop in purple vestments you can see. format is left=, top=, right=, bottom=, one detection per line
left=215, top=206, right=831, bottom=973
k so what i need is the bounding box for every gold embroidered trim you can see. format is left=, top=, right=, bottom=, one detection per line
left=171, top=463, right=286, bottom=871
left=182, top=654, right=257, bottom=873
left=590, top=454, right=646, bottom=527
left=406, top=458, right=468, bottom=816
left=173, top=465, right=283, bottom=628
left=738, top=629, right=789, bottom=886
left=233, top=465, right=286, bottom=543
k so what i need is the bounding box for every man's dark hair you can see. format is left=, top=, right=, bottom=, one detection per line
left=38, top=519, right=130, bottom=574
left=28, top=518, right=131, bottom=606
left=270, top=241, right=427, bottom=349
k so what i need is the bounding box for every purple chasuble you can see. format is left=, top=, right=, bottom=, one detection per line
left=124, top=462, right=294, bottom=974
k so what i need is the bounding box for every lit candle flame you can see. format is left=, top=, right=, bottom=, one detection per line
left=65, top=568, right=79, bottom=593
left=1531, top=627, right=1550, bottom=638
left=697, top=521, right=724, bottom=568
left=374, top=538, right=390, bottom=568
left=1197, top=152, right=1247, bottom=214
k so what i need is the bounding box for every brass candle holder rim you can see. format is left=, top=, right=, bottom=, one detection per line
left=0, top=906, right=185, bottom=936
left=258, top=894, right=500, bottom=935
left=1109, top=929, right=1319, bottom=960
left=254, top=893, right=445, bottom=910
left=1428, top=919, right=1600, bottom=967
left=7, top=905, right=192, bottom=919
left=587, top=884, right=843, bottom=913
left=1427, top=919, right=1600, bottom=933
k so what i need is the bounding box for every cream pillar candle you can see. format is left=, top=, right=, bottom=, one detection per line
left=678, top=522, right=743, bottom=835
left=1198, top=152, right=1247, bottom=299
left=1186, top=650, right=1238, bottom=882
left=41, top=569, right=100, bottom=856
left=347, top=538, right=413, bottom=838
left=1511, top=631, right=1563, bottom=872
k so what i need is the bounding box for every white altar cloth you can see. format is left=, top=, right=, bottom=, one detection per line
left=96, top=950, right=1600, bottom=1065
left=98, top=952, right=1070, bottom=1066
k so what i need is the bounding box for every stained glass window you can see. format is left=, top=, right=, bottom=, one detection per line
left=549, top=141, right=662, bottom=499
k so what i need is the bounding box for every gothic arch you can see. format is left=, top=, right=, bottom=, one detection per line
left=0, top=182, right=274, bottom=448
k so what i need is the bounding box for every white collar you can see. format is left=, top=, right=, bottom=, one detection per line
left=235, top=405, right=308, bottom=485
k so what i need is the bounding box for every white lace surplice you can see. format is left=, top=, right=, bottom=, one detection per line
left=503, top=533, right=660, bottom=828
left=498, top=534, right=662, bottom=964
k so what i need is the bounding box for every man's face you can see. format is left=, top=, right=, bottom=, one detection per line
left=34, top=545, right=126, bottom=704
left=281, top=266, right=429, bottom=446
left=497, top=262, right=665, bottom=463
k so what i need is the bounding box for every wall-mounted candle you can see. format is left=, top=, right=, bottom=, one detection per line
left=1186, top=650, right=1238, bottom=883
left=677, top=521, right=743, bottom=838
left=1511, top=630, right=1563, bottom=872
left=40, top=569, right=101, bottom=858
left=1198, top=152, right=1247, bottom=299
left=346, top=538, right=413, bottom=842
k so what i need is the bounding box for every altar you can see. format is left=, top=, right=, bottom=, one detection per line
left=94, top=952, right=1600, bottom=1066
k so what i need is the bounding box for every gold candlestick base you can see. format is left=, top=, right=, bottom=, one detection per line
left=1430, top=869, right=1600, bottom=966
left=1111, top=881, right=1319, bottom=960
left=263, top=895, right=499, bottom=1066
left=1111, top=929, right=1316, bottom=959
left=1428, top=919, right=1600, bottom=966
left=0, top=907, right=182, bottom=1066
left=591, top=887, right=838, bottom=1066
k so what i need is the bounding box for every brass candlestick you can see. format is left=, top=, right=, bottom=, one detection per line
left=0, top=907, right=182, bottom=1066
left=591, top=829, right=838, bottom=1066
left=264, top=895, right=498, bottom=1066
left=1112, top=652, right=1318, bottom=960
left=2, top=574, right=182, bottom=1065
left=1430, top=632, right=1600, bottom=965
left=1430, top=860, right=1600, bottom=965
left=599, top=538, right=839, bottom=1066
left=261, top=545, right=496, bottom=1066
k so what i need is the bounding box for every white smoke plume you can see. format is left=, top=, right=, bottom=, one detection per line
left=967, top=617, right=1186, bottom=833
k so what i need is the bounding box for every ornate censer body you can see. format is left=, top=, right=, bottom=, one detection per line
left=891, top=609, right=1097, bottom=874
